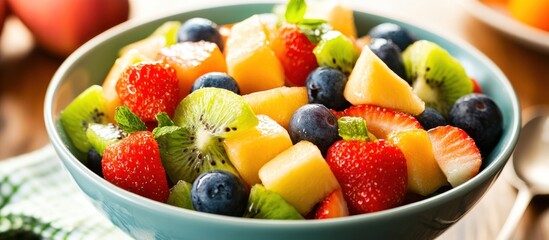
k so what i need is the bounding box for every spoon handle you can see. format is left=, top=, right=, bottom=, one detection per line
left=496, top=188, right=533, bottom=240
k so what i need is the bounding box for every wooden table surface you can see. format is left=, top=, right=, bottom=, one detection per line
left=1, top=0, right=548, bottom=239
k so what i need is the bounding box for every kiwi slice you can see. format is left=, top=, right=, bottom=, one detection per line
left=60, top=85, right=109, bottom=155
left=313, top=30, right=359, bottom=75
left=402, top=40, right=472, bottom=116
left=167, top=180, right=194, bottom=210
left=155, top=88, right=258, bottom=183
left=244, top=184, right=303, bottom=220
left=86, top=123, right=127, bottom=156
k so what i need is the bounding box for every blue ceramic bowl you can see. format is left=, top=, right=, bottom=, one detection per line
left=44, top=3, right=520, bottom=240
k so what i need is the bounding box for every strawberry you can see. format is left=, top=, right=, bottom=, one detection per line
left=116, top=62, right=180, bottom=123
left=326, top=117, right=407, bottom=214
left=102, top=131, right=170, bottom=202
left=471, top=77, right=483, bottom=93
left=335, top=104, right=423, bottom=139
left=327, top=139, right=407, bottom=214
left=314, top=188, right=349, bottom=219
left=271, top=22, right=318, bottom=86
left=427, top=125, right=482, bottom=187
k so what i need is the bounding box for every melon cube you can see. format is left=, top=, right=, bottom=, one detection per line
left=243, top=86, right=308, bottom=129
left=259, top=141, right=340, bottom=215
left=225, top=15, right=285, bottom=94
left=224, top=115, right=293, bottom=186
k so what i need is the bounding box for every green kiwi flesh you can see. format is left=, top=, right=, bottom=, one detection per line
left=402, top=40, right=472, bottom=116
left=167, top=180, right=194, bottom=210
left=86, top=123, right=127, bottom=156
left=313, top=30, right=359, bottom=75
left=244, top=184, right=304, bottom=220
left=155, top=88, right=258, bottom=183
left=60, top=85, right=109, bottom=155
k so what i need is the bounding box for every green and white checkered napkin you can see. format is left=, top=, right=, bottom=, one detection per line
left=0, top=145, right=131, bottom=240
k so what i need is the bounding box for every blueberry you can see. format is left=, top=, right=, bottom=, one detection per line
left=306, top=67, right=351, bottom=111
left=191, top=170, right=248, bottom=217
left=449, top=93, right=503, bottom=156
left=289, top=104, right=340, bottom=156
left=368, top=38, right=407, bottom=82
left=178, top=18, right=223, bottom=51
left=190, top=72, right=240, bottom=94
left=87, top=147, right=103, bottom=178
left=368, top=23, right=416, bottom=52
left=416, top=107, right=447, bottom=130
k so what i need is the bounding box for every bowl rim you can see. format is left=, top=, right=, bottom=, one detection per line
left=44, top=1, right=521, bottom=227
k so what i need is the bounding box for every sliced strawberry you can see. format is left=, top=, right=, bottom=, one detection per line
left=116, top=62, right=180, bottom=123
left=102, top=131, right=170, bottom=202
left=271, top=22, right=318, bottom=86
left=314, top=188, right=349, bottom=219
left=427, top=125, right=482, bottom=187
left=326, top=139, right=407, bottom=214
left=336, top=104, right=423, bottom=139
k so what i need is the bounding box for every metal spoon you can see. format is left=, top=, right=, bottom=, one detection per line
left=497, top=106, right=549, bottom=240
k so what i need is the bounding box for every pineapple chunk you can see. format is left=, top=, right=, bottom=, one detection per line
left=344, top=47, right=425, bottom=115
left=388, top=129, right=447, bottom=196
left=259, top=141, right=340, bottom=215
left=243, top=86, right=308, bottom=129
left=225, top=15, right=285, bottom=94
left=224, top=115, right=293, bottom=186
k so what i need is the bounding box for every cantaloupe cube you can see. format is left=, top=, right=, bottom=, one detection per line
left=224, top=115, right=292, bottom=186
left=225, top=15, right=285, bottom=94
left=243, top=87, right=308, bottom=129
left=259, top=141, right=340, bottom=215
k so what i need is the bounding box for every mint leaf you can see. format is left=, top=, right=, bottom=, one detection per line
left=114, top=106, right=147, bottom=133
left=156, top=112, right=175, bottom=127
left=338, top=117, right=370, bottom=141
left=285, top=0, right=306, bottom=23
left=298, top=19, right=331, bottom=44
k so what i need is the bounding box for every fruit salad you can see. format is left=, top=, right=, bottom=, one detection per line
left=59, top=0, right=504, bottom=220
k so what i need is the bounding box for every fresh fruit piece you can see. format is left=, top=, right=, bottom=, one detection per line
left=158, top=41, right=227, bottom=99
left=313, top=30, right=358, bottom=75
left=102, top=131, right=169, bottom=202
left=388, top=129, right=447, bottom=196
left=60, top=85, right=109, bottom=155
left=336, top=104, right=423, bottom=139
left=7, top=0, right=129, bottom=57
left=314, top=188, right=349, bottom=219
left=191, top=170, right=248, bottom=217
left=244, top=184, right=304, bottom=220
left=327, top=135, right=407, bottom=214
left=87, top=147, right=103, bottom=177
left=86, top=123, right=127, bottom=156
left=177, top=17, right=223, bottom=51
left=259, top=141, right=340, bottom=215
left=190, top=72, right=240, bottom=94
left=427, top=125, right=482, bottom=187
left=120, top=21, right=181, bottom=58
left=115, top=62, right=180, bottom=123
left=243, top=86, right=308, bottom=129
left=155, top=88, right=258, bottom=183
left=344, top=47, right=425, bottom=115
left=272, top=22, right=319, bottom=86
left=289, top=104, right=340, bottom=156
left=402, top=40, right=472, bottom=116
left=415, top=107, right=447, bottom=130
left=219, top=24, right=232, bottom=50
left=225, top=14, right=285, bottom=93
left=449, top=93, right=503, bottom=156
left=368, top=23, right=416, bottom=51
left=471, top=78, right=483, bottom=93
left=368, top=38, right=407, bottom=81
left=306, top=66, right=351, bottom=111
left=508, top=0, right=549, bottom=31
left=167, top=180, right=194, bottom=210
left=224, top=115, right=293, bottom=186
left=102, top=49, right=150, bottom=123
left=303, top=2, right=357, bottom=38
